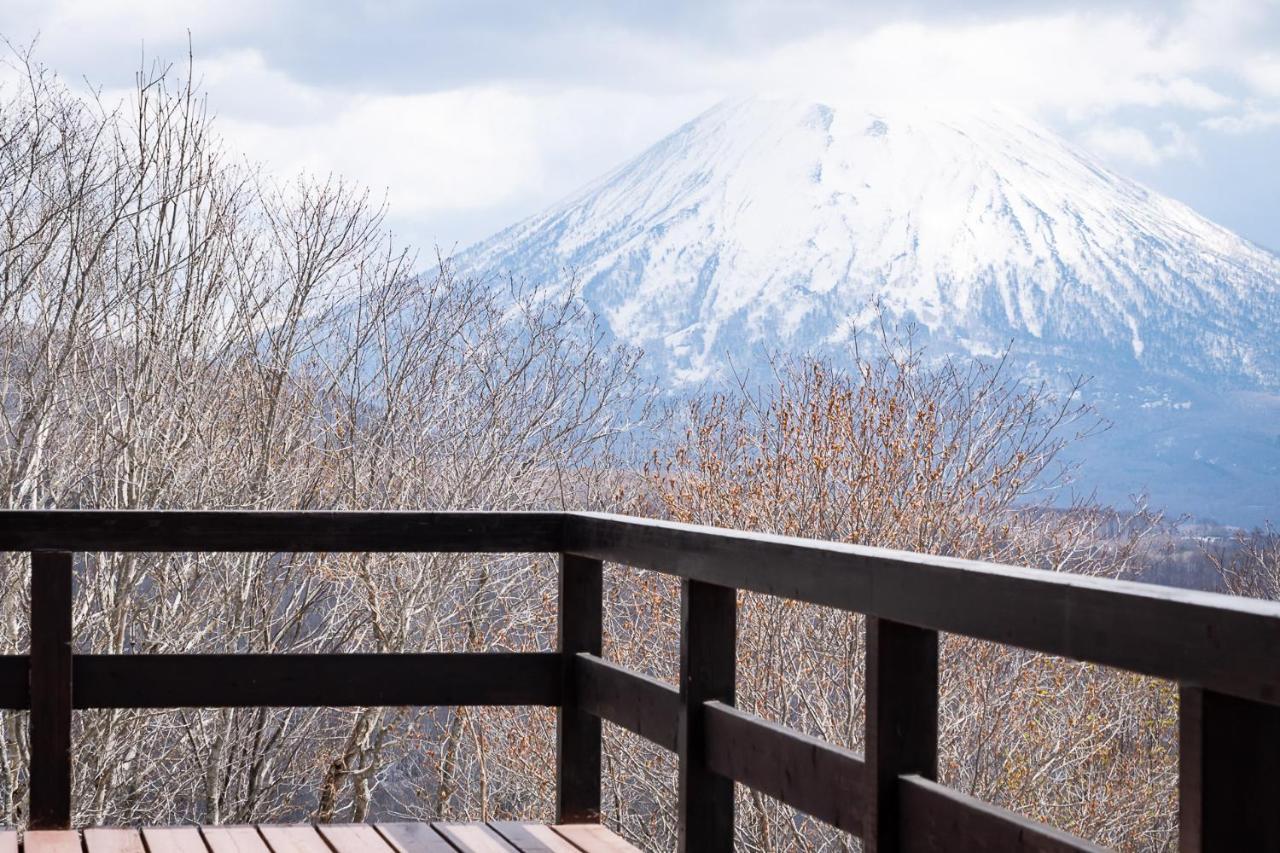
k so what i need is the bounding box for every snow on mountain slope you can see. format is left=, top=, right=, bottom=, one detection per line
left=457, top=97, right=1280, bottom=524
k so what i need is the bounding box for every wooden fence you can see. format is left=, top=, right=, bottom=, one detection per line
left=2, top=510, right=1278, bottom=851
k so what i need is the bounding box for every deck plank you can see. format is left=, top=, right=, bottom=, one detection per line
left=372, top=823, right=454, bottom=853
left=142, top=827, right=209, bottom=853
left=255, top=828, right=331, bottom=853
left=315, top=825, right=394, bottom=853
left=488, top=824, right=578, bottom=853
left=200, top=827, right=271, bottom=853
left=550, top=825, right=640, bottom=853
left=24, top=831, right=82, bottom=853
left=83, top=829, right=144, bottom=853
left=429, top=824, right=514, bottom=853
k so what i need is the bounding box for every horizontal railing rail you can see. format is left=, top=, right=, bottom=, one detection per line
left=2, top=509, right=1277, bottom=851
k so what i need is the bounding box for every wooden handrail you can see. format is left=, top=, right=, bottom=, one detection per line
left=5, top=509, right=1280, bottom=849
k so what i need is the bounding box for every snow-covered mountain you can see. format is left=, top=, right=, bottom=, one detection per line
left=458, top=97, right=1280, bottom=525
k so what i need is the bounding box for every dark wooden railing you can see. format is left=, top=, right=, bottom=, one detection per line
left=3, top=510, right=1279, bottom=851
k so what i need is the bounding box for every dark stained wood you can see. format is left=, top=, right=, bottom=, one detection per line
left=703, top=700, right=866, bottom=835
left=564, top=512, right=1280, bottom=706
left=429, top=823, right=514, bottom=852
left=199, top=827, right=271, bottom=853
left=557, top=554, right=603, bottom=823
left=1179, top=685, right=1280, bottom=851
left=676, top=579, right=736, bottom=853
left=73, top=653, right=560, bottom=708
left=8, top=507, right=1280, bottom=847
left=898, top=775, right=1106, bottom=852
left=22, top=831, right=82, bottom=853
left=373, top=823, right=455, bottom=853
left=257, top=827, right=331, bottom=853
left=550, top=825, right=641, bottom=852
left=865, top=617, right=938, bottom=853
left=0, top=654, right=28, bottom=708
left=0, top=510, right=563, bottom=553
left=575, top=653, right=679, bottom=752
left=141, top=827, right=210, bottom=853
left=315, top=825, right=395, bottom=853
left=488, top=823, right=579, bottom=852
left=29, top=551, right=73, bottom=829
left=82, top=829, right=145, bottom=853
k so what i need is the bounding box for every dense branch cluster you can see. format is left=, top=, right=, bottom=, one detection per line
left=0, top=53, right=645, bottom=827
left=633, top=349, right=1177, bottom=850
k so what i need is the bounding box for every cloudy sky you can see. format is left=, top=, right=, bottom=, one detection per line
left=2, top=0, right=1278, bottom=253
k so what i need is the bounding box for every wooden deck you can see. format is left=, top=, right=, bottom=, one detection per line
left=10, top=823, right=640, bottom=853
left=5, top=510, right=1280, bottom=850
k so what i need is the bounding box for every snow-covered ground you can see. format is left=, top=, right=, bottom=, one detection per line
left=458, top=96, right=1280, bottom=526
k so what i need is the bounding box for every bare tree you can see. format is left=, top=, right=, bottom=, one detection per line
left=635, top=333, right=1174, bottom=851
left=0, top=47, right=649, bottom=828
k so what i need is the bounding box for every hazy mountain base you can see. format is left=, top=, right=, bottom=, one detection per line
left=929, top=332, right=1280, bottom=527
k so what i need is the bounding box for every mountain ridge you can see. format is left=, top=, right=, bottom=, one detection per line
left=457, top=96, right=1280, bottom=524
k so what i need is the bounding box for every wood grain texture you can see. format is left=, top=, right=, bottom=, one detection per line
left=0, top=510, right=562, bottom=553
left=429, top=823, right=514, bottom=852
left=898, top=775, right=1106, bottom=852
left=865, top=618, right=938, bottom=853
left=1179, top=686, right=1280, bottom=852
left=488, top=823, right=579, bottom=852
left=557, top=554, right=603, bottom=823
left=676, top=579, right=736, bottom=853
left=0, top=655, right=28, bottom=709
left=575, top=654, right=679, bottom=752
left=8, top=505, right=1280, bottom=849
left=565, top=512, right=1280, bottom=705
left=82, top=829, right=144, bottom=853
left=141, top=827, right=210, bottom=853
left=373, top=823, right=455, bottom=853
left=73, top=653, right=560, bottom=708
left=551, top=825, right=642, bottom=852
left=315, top=825, right=395, bottom=853
left=199, top=827, right=271, bottom=853
left=23, top=831, right=82, bottom=853
left=257, top=827, right=332, bottom=853
left=703, top=700, right=865, bottom=835
left=29, top=551, right=73, bottom=829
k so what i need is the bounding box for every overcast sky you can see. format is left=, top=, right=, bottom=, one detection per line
left=2, top=0, right=1278, bottom=253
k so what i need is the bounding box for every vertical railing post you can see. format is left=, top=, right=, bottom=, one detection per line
left=1179, top=685, right=1280, bottom=851
left=865, top=617, right=938, bottom=853
left=29, top=550, right=73, bottom=829
left=556, top=553, right=603, bottom=823
left=677, top=579, right=736, bottom=853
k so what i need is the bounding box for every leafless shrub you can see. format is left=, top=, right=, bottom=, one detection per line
left=637, top=332, right=1175, bottom=851
left=0, top=47, right=648, bottom=827
left=1210, top=525, right=1280, bottom=601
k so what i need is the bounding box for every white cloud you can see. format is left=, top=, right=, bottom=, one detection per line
left=213, top=81, right=714, bottom=219
left=2, top=0, right=266, bottom=44
left=1240, top=56, right=1280, bottom=97
left=1202, top=106, right=1280, bottom=133
left=2, top=0, right=1278, bottom=247
left=186, top=7, right=1257, bottom=227
left=1078, top=123, right=1199, bottom=167
left=711, top=12, right=1240, bottom=119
